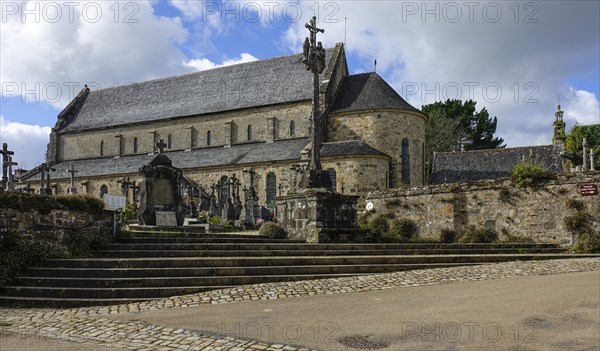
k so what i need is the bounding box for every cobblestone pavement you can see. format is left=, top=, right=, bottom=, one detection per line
left=0, top=258, right=598, bottom=351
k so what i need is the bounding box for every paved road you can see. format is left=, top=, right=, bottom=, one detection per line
left=110, top=271, right=600, bottom=351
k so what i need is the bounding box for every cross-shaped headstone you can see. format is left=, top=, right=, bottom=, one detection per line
left=67, top=164, right=78, bottom=189
left=1, top=143, right=15, bottom=187
left=7, top=155, right=17, bottom=181
left=155, top=139, right=167, bottom=154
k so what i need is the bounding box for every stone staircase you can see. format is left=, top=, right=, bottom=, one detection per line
left=0, top=230, right=596, bottom=308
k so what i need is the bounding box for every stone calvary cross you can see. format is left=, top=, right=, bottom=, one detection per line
left=299, top=16, right=331, bottom=189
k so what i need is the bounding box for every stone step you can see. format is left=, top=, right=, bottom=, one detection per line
left=96, top=248, right=566, bottom=258
left=0, top=285, right=234, bottom=299
left=0, top=296, right=154, bottom=308
left=122, top=227, right=265, bottom=237
left=45, top=254, right=593, bottom=269
left=118, top=236, right=300, bottom=244
left=109, top=242, right=564, bottom=250
left=24, top=263, right=483, bottom=278
left=16, top=273, right=376, bottom=289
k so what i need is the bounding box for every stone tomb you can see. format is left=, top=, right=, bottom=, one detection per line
left=276, top=188, right=361, bottom=243
left=138, top=154, right=186, bottom=226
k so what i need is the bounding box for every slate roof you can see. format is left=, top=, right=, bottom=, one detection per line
left=59, top=49, right=337, bottom=132
left=22, top=139, right=387, bottom=181
left=431, top=145, right=565, bottom=184
left=329, top=72, right=421, bottom=114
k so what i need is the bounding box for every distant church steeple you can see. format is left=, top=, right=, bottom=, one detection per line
left=553, top=104, right=566, bottom=148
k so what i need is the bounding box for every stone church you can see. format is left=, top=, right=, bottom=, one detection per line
left=20, top=43, right=426, bottom=210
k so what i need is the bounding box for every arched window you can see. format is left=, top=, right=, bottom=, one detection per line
left=247, top=125, right=253, bottom=141
left=289, top=121, right=296, bottom=136
left=326, top=168, right=337, bottom=190
left=133, top=137, right=138, bottom=153
left=100, top=184, right=108, bottom=197
left=100, top=140, right=104, bottom=156
left=402, top=138, right=410, bottom=184
left=266, top=172, right=277, bottom=205
left=220, top=176, right=229, bottom=202
left=167, top=134, right=172, bottom=149
left=207, top=131, right=212, bottom=146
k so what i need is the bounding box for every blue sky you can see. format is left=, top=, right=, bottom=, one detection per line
left=1, top=0, right=599, bottom=170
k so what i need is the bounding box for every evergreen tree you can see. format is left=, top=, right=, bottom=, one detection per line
left=565, top=124, right=600, bottom=169
left=421, top=99, right=505, bottom=182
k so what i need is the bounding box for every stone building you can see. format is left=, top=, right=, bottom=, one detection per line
left=20, top=43, right=426, bottom=209
left=431, top=105, right=568, bottom=184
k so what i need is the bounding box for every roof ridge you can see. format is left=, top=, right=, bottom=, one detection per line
left=88, top=48, right=337, bottom=94
left=437, top=145, right=553, bottom=155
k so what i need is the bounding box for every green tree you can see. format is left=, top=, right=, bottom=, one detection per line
left=565, top=124, right=600, bottom=169
left=422, top=99, right=505, bottom=181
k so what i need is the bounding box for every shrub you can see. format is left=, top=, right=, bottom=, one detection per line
left=572, top=230, right=600, bottom=253
left=62, top=228, right=110, bottom=257
left=0, top=239, right=69, bottom=287
left=0, top=193, right=104, bottom=216
left=440, top=228, right=460, bottom=243
left=564, top=203, right=598, bottom=253
left=121, top=202, right=138, bottom=222
left=367, top=214, right=389, bottom=242
left=565, top=199, right=585, bottom=212
left=511, top=161, right=550, bottom=188
left=258, top=222, right=287, bottom=239
left=459, top=226, right=499, bottom=243
left=564, top=211, right=593, bottom=233
left=209, top=215, right=221, bottom=225
left=385, top=218, right=419, bottom=242
left=55, top=195, right=105, bottom=216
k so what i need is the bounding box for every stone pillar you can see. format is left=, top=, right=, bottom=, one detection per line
left=224, top=121, right=232, bottom=148
left=266, top=117, right=276, bottom=143
left=590, top=148, right=596, bottom=172
left=185, top=126, right=194, bottom=151
left=582, top=138, right=588, bottom=172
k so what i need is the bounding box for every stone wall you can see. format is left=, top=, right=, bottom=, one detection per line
left=328, top=109, right=427, bottom=187
left=58, top=101, right=311, bottom=161
left=0, top=207, right=111, bottom=242
left=366, top=173, right=600, bottom=244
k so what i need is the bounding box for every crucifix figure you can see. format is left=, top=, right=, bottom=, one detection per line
left=155, top=139, right=167, bottom=154
left=67, top=164, right=78, bottom=194
left=299, top=16, right=331, bottom=189
left=1, top=143, right=15, bottom=190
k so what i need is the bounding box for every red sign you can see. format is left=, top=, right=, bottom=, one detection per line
left=580, top=184, right=598, bottom=196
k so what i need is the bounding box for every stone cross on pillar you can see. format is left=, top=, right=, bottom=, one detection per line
left=6, top=155, right=17, bottom=191
left=45, top=164, right=56, bottom=196
left=155, top=139, right=167, bottom=154
left=67, top=164, right=78, bottom=194
left=582, top=138, right=588, bottom=172
left=299, top=16, right=331, bottom=189
left=1, top=143, right=15, bottom=191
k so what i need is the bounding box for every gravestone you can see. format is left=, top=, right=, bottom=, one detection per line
left=67, top=164, right=78, bottom=194
left=138, top=153, right=186, bottom=226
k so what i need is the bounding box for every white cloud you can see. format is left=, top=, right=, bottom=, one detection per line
left=1, top=0, right=190, bottom=111
left=0, top=115, right=51, bottom=170
left=183, top=53, right=258, bottom=71
left=283, top=0, right=600, bottom=147
left=563, top=89, right=600, bottom=125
